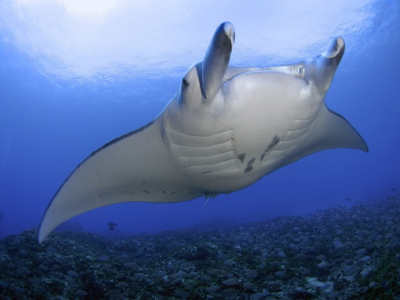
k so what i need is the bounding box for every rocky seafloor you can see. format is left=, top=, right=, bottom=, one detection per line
left=1, top=196, right=400, bottom=300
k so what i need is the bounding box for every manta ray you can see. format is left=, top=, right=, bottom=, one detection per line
left=38, top=22, right=368, bottom=243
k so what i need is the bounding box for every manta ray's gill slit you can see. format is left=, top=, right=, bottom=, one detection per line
left=170, top=146, right=235, bottom=159
left=169, top=139, right=234, bottom=149
left=164, top=126, right=234, bottom=138
left=164, top=127, right=239, bottom=174
left=279, top=115, right=319, bottom=147
left=174, top=150, right=236, bottom=160
left=164, top=127, right=234, bottom=147
left=189, top=159, right=239, bottom=175
left=176, top=151, right=236, bottom=167
left=289, top=115, right=318, bottom=131
left=169, top=141, right=234, bottom=158
left=284, top=127, right=310, bottom=141
left=260, top=114, right=318, bottom=164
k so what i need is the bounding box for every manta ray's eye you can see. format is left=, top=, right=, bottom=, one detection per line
left=297, top=66, right=305, bottom=78
left=182, top=78, right=190, bottom=88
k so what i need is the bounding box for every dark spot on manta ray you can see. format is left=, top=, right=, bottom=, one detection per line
left=260, top=135, right=280, bottom=161
left=244, top=158, right=255, bottom=173
left=260, top=153, right=267, bottom=161
left=238, top=153, right=246, bottom=163
left=170, top=192, right=176, bottom=195
left=142, top=181, right=146, bottom=184
left=244, top=166, right=253, bottom=174
left=162, top=191, right=166, bottom=193
left=143, top=190, right=150, bottom=194
left=123, top=191, right=127, bottom=193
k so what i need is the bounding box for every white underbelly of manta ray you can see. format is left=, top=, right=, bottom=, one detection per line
left=38, top=22, right=368, bottom=243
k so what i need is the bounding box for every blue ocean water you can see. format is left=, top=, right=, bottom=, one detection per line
left=0, top=0, right=399, bottom=240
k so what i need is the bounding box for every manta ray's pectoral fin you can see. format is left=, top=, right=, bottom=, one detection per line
left=309, top=105, right=368, bottom=152
left=201, top=22, right=235, bottom=101
left=284, top=105, right=368, bottom=166
left=38, top=121, right=200, bottom=244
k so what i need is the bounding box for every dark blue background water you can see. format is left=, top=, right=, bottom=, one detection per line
left=0, top=1, right=399, bottom=239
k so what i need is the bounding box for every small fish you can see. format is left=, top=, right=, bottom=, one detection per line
left=108, top=222, right=117, bottom=230
left=345, top=198, right=352, bottom=201
left=391, top=188, right=396, bottom=192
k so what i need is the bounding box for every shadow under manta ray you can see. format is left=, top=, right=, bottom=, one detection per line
left=38, top=22, right=368, bottom=244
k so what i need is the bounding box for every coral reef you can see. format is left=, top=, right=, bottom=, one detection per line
left=0, top=196, right=399, bottom=299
